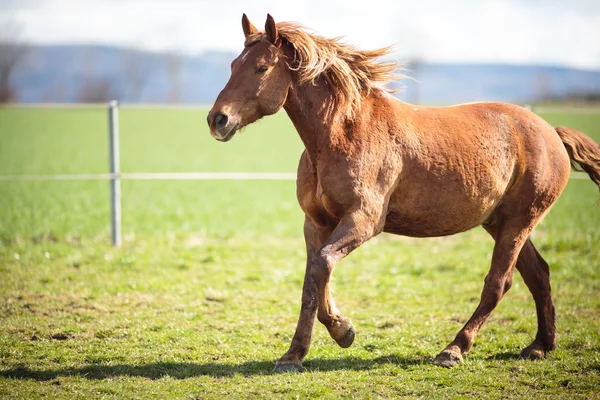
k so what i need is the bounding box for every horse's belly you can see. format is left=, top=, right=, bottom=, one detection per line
left=384, top=181, right=506, bottom=237
left=383, top=210, right=486, bottom=237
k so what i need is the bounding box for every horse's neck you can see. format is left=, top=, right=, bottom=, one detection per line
left=283, top=76, right=342, bottom=158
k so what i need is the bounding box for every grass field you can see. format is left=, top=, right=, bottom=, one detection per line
left=1, top=106, right=599, bottom=399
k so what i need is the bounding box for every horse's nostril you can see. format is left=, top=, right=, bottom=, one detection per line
left=215, top=113, right=228, bottom=131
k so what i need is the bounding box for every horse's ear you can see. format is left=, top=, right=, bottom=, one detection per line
left=265, top=14, right=278, bottom=44
left=242, top=13, right=258, bottom=38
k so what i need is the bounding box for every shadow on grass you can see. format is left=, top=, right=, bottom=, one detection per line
left=484, top=352, right=520, bottom=361
left=0, top=354, right=427, bottom=380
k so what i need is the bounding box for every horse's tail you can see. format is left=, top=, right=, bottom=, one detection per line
left=555, top=126, right=600, bottom=190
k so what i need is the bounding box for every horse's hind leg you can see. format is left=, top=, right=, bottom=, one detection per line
left=481, top=222, right=556, bottom=359
left=433, top=213, right=542, bottom=367
left=504, top=237, right=556, bottom=359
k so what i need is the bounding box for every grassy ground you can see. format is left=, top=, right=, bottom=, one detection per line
left=0, top=107, right=599, bottom=399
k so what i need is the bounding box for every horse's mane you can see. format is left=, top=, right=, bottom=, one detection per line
left=245, top=22, right=403, bottom=119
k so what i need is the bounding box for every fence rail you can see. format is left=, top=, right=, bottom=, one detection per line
left=0, top=172, right=298, bottom=181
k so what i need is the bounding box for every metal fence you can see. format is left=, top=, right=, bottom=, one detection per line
left=1, top=102, right=297, bottom=247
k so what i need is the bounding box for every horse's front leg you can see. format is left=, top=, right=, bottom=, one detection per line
left=274, top=209, right=381, bottom=372
left=274, top=217, right=333, bottom=372
left=310, top=210, right=381, bottom=348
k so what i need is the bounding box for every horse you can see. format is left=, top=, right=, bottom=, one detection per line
left=207, top=14, right=600, bottom=372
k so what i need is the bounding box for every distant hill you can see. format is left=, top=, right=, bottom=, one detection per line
left=11, top=44, right=235, bottom=104
left=9, top=44, right=600, bottom=105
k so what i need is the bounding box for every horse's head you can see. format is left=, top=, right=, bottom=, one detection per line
left=207, top=14, right=291, bottom=142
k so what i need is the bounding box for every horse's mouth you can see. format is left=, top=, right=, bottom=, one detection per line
left=215, top=122, right=239, bottom=142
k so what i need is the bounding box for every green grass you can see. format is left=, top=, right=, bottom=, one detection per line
left=0, top=107, right=599, bottom=399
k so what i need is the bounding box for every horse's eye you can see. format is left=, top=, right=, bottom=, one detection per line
left=257, top=65, right=268, bottom=74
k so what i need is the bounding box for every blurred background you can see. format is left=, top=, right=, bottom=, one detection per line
left=2, top=0, right=600, bottom=105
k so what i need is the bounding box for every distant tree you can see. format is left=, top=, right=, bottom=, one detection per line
left=0, top=20, right=27, bottom=102
left=77, top=78, right=118, bottom=103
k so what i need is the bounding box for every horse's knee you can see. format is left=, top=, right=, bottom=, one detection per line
left=309, top=251, right=333, bottom=284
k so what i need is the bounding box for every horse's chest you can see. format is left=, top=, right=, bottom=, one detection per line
left=297, top=171, right=348, bottom=227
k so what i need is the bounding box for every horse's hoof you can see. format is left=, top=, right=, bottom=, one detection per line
left=519, top=346, right=545, bottom=360
left=335, top=324, right=356, bottom=348
left=433, top=349, right=463, bottom=368
left=273, top=362, right=303, bottom=373
left=328, top=318, right=355, bottom=348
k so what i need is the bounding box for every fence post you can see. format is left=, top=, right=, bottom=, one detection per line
left=108, top=100, right=122, bottom=247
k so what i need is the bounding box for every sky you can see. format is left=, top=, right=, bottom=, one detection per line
left=1, top=0, right=600, bottom=70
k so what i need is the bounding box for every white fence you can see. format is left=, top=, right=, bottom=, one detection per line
left=2, top=102, right=298, bottom=247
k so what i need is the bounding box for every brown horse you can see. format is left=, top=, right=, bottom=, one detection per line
left=207, top=14, right=600, bottom=372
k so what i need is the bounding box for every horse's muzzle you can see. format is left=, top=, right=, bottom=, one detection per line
left=207, top=111, right=239, bottom=142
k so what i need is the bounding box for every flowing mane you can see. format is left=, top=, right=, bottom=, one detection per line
left=245, top=22, right=403, bottom=119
